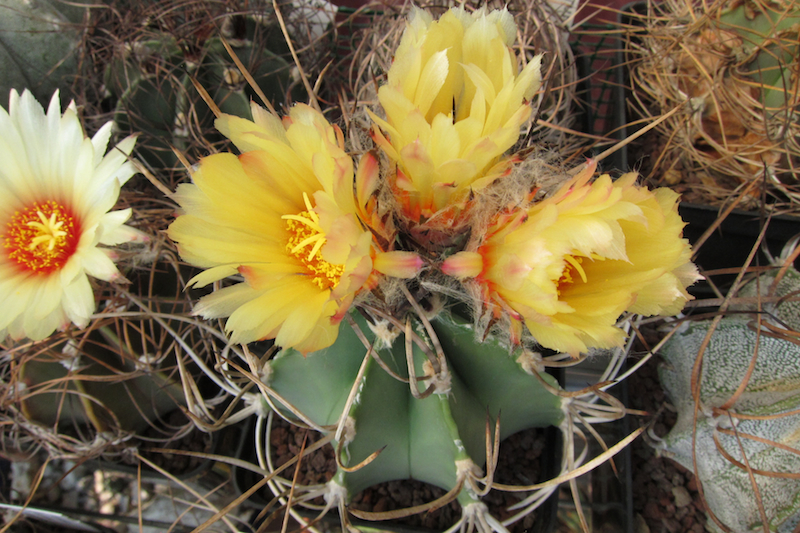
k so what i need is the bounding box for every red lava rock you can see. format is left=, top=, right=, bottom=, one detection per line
left=373, top=497, right=388, bottom=513
left=644, top=500, right=663, bottom=521
left=628, top=347, right=707, bottom=533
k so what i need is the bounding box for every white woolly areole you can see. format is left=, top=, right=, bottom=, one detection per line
left=456, top=458, right=484, bottom=480
left=422, top=359, right=452, bottom=395
left=340, top=416, right=357, bottom=447
left=259, top=361, right=273, bottom=385
left=59, top=339, right=81, bottom=370
left=461, top=502, right=510, bottom=533
left=365, top=318, right=400, bottom=350
left=516, top=350, right=544, bottom=375
left=323, top=479, right=348, bottom=507
left=244, top=393, right=271, bottom=419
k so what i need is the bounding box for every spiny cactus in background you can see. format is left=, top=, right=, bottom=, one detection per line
left=659, top=263, right=800, bottom=532
left=14, top=330, right=186, bottom=442
left=718, top=1, right=800, bottom=116
left=0, top=0, right=87, bottom=103
left=103, top=6, right=299, bottom=172
left=0, top=248, right=213, bottom=460
left=627, top=0, right=800, bottom=205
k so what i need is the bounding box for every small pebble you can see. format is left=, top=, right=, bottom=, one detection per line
left=634, top=513, right=651, bottom=533
left=672, top=486, right=693, bottom=508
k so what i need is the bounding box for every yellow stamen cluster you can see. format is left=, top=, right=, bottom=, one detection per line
left=557, top=255, right=587, bottom=295
left=283, top=200, right=344, bottom=290
left=5, top=200, right=79, bottom=274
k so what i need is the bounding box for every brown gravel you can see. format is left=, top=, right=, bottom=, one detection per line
left=239, top=414, right=556, bottom=532
left=627, top=349, right=707, bottom=533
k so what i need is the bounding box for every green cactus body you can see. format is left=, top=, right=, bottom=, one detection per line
left=0, top=0, right=86, bottom=103
left=659, top=268, right=800, bottom=532
left=263, top=311, right=564, bottom=517
left=19, top=333, right=186, bottom=435
left=107, top=24, right=296, bottom=170
left=718, top=1, right=800, bottom=113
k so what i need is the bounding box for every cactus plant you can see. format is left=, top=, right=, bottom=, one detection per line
left=626, top=0, right=800, bottom=206
left=0, top=0, right=87, bottom=103
left=166, top=4, right=698, bottom=530
left=260, top=311, right=565, bottom=524
left=0, top=252, right=204, bottom=460
left=101, top=4, right=300, bottom=172
left=658, top=263, right=800, bottom=532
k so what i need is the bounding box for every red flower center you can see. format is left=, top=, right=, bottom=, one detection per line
left=4, top=200, right=80, bottom=274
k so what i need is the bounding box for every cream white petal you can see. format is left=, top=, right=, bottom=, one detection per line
left=99, top=223, right=148, bottom=246
left=0, top=90, right=141, bottom=342
left=0, top=278, right=34, bottom=330
left=61, top=274, right=95, bottom=328
left=91, top=121, right=113, bottom=166
left=59, top=255, right=85, bottom=286
left=29, top=275, right=66, bottom=320
left=95, top=208, right=132, bottom=243
left=20, top=304, right=67, bottom=341
left=94, top=135, right=138, bottom=187
left=79, top=247, right=121, bottom=282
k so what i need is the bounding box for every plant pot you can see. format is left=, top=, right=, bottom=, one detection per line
left=612, top=1, right=800, bottom=299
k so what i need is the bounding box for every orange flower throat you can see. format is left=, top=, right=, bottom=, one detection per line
left=283, top=203, right=344, bottom=290
left=5, top=200, right=80, bottom=274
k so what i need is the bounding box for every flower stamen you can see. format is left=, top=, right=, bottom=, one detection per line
left=556, top=254, right=587, bottom=296
left=283, top=200, right=344, bottom=290
left=564, top=254, right=588, bottom=284
left=5, top=200, right=79, bottom=274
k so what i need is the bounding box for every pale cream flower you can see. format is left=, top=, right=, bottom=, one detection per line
left=0, top=90, right=143, bottom=341
left=443, top=163, right=700, bottom=355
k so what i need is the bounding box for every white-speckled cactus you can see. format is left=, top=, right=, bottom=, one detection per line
left=659, top=265, right=800, bottom=532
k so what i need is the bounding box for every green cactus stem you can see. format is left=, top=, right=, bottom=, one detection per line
left=18, top=327, right=186, bottom=436
left=0, top=0, right=86, bottom=103
left=106, top=20, right=297, bottom=170
left=260, top=310, right=565, bottom=527
left=718, top=0, right=800, bottom=113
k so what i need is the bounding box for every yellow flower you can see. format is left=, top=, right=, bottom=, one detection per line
left=169, top=103, right=420, bottom=353
left=442, top=163, right=700, bottom=356
left=368, top=6, right=542, bottom=226
left=0, top=90, right=143, bottom=341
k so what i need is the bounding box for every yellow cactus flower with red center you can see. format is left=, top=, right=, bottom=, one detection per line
left=169, top=103, right=421, bottom=353
left=369, top=6, right=542, bottom=228
left=0, top=90, right=143, bottom=342
left=442, top=163, right=700, bottom=356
